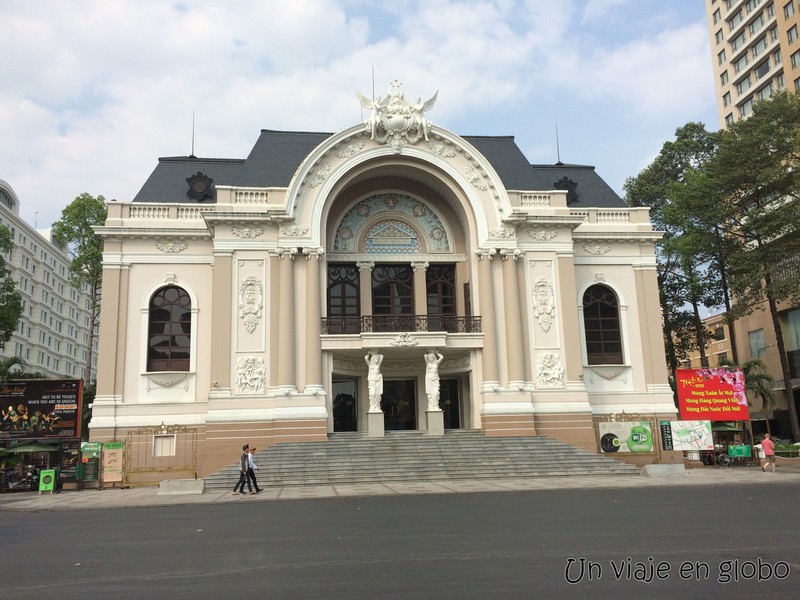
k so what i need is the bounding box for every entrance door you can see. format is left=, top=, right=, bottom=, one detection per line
left=381, top=379, right=416, bottom=430
left=332, top=379, right=358, bottom=432
left=440, top=379, right=460, bottom=429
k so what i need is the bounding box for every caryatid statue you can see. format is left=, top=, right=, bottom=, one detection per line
left=423, top=350, right=444, bottom=412
left=365, top=350, right=384, bottom=413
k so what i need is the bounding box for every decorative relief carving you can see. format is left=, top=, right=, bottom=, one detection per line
left=489, top=227, right=515, bottom=239
left=231, top=226, right=264, bottom=239
left=390, top=332, right=419, bottom=347
left=594, top=273, right=606, bottom=282
left=164, top=273, right=177, bottom=285
left=526, top=227, right=558, bottom=241
left=357, top=80, right=438, bottom=153
left=537, top=353, right=565, bottom=388
left=307, top=161, right=331, bottom=188
left=588, top=366, right=628, bottom=383
left=583, top=244, right=611, bottom=256
left=280, top=225, right=309, bottom=237
left=465, top=165, right=488, bottom=191
left=532, top=277, right=556, bottom=333
left=336, top=140, right=365, bottom=159
left=156, top=241, right=187, bottom=253
left=236, top=356, right=265, bottom=394
left=238, top=276, right=263, bottom=333
left=427, top=139, right=457, bottom=157
left=146, top=372, right=189, bottom=392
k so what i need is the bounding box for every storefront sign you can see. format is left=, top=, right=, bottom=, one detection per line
left=0, top=380, right=83, bottom=439
left=598, top=421, right=654, bottom=453
left=676, top=368, right=750, bottom=421
left=102, top=442, right=124, bottom=483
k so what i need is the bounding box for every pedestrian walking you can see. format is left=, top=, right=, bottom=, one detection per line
left=233, top=444, right=252, bottom=495
left=247, top=446, right=262, bottom=494
left=761, top=433, right=777, bottom=473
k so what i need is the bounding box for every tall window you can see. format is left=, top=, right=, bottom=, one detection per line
left=582, top=285, right=623, bottom=365
left=372, top=265, right=413, bottom=314
left=147, top=286, right=191, bottom=371
left=426, top=264, right=456, bottom=330
left=327, top=264, right=360, bottom=334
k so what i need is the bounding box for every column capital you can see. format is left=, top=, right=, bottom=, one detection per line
left=302, top=247, right=325, bottom=261
left=411, top=260, right=430, bottom=272
left=356, top=261, right=375, bottom=272
left=475, top=248, right=497, bottom=261
left=275, top=247, right=298, bottom=260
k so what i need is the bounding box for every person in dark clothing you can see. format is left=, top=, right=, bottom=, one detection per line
left=233, top=444, right=252, bottom=495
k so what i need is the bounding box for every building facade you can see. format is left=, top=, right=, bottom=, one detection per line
left=88, top=83, right=676, bottom=477
left=705, top=0, right=800, bottom=128
left=705, top=1, right=800, bottom=438
left=0, top=179, right=97, bottom=381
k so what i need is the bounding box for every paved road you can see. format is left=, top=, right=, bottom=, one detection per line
left=2, top=480, right=799, bottom=599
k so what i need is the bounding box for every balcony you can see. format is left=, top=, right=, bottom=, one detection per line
left=322, top=315, right=481, bottom=335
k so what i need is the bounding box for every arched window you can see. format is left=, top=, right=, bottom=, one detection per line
left=582, top=284, right=623, bottom=365
left=147, top=286, right=191, bottom=371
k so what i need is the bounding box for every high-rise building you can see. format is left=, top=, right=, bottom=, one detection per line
left=0, top=179, right=97, bottom=381
left=703, top=1, right=800, bottom=439
left=705, top=0, right=800, bottom=128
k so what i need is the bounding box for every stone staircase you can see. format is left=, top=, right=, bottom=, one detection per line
left=204, top=430, right=639, bottom=490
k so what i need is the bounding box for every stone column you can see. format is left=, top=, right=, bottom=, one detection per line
left=502, top=249, right=525, bottom=386
left=268, top=252, right=281, bottom=388
left=304, top=248, right=324, bottom=393
left=210, top=252, right=233, bottom=390
left=411, top=261, right=429, bottom=318
left=357, top=261, right=374, bottom=328
left=277, top=248, right=297, bottom=391
left=491, top=251, right=509, bottom=386
left=476, top=250, right=499, bottom=385
left=95, top=250, right=127, bottom=397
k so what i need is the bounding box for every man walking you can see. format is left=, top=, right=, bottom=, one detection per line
left=247, top=446, right=263, bottom=494
left=761, top=433, right=777, bottom=473
left=233, top=444, right=252, bottom=495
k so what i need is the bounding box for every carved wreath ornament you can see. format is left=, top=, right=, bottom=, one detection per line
left=238, top=276, right=263, bottom=334
left=532, top=277, right=555, bottom=333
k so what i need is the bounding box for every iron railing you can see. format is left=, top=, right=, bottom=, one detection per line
left=322, top=315, right=481, bottom=335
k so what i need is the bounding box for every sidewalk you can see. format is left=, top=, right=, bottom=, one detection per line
left=2, top=467, right=799, bottom=512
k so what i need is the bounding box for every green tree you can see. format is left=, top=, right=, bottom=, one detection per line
left=0, top=225, right=23, bottom=350
left=0, top=356, right=45, bottom=382
left=625, top=123, right=726, bottom=380
left=712, top=91, right=800, bottom=441
left=52, top=193, right=108, bottom=383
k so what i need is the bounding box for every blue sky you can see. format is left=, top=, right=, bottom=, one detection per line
left=1, top=0, right=718, bottom=229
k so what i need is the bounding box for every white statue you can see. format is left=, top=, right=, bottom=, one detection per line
left=365, top=351, right=384, bottom=412
left=356, top=81, right=438, bottom=151
left=424, top=350, right=444, bottom=411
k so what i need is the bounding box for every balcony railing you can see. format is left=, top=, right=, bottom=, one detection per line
left=322, top=315, right=481, bottom=335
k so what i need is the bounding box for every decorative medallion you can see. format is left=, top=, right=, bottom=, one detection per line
left=236, top=356, right=265, bottom=394
left=489, top=227, right=515, bottom=239
left=307, top=161, right=331, bottom=188
left=280, top=225, right=309, bottom=237
left=391, top=332, right=419, bottom=347
left=231, top=226, right=264, bottom=239
left=466, top=165, right=488, bottom=191
left=427, top=139, right=457, bottom=158
left=537, top=353, right=565, bottom=388
left=185, top=172, right=214, bottom=202
left=532, top=277, right=556, bottom=333
left=583, top=244, right=611, bottom=256
left=336, top=140, right=365, bottom=159
left=357, top=80, right=438, bottom=153
left=155, top=241, right=188, bottom=254
left=238, top=276, right=263, bottom=333
left=526, top=227, right=558, bottom=241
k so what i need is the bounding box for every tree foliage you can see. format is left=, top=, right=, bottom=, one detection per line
left=0, top=356, right=45, bottom=382
left=52, top=193, right=108, bottom=383
left=0, top=225, right=23, bottom=351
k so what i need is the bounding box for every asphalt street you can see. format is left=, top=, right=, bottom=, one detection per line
left=2, top=482, right=799, bottom=600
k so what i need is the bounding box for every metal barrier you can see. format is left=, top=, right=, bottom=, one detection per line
left=124, top=423, right=197, bottom=487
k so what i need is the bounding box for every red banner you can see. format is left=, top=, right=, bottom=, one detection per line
left=676, top=368, right=750, bottom=421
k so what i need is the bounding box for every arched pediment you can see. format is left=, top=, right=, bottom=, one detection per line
left=284, top=124, right=513, bottom=248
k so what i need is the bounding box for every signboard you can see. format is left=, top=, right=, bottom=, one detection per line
left=102, top=442, right=124, bottom=483
left=58, top=440, right=81, bottom=483
left=665, top=420, right=714, bottom=451
left=598, top=421, right=654, bottom=453
left=80, top=441, right=101, bottom=482
left=676, top=368, right=750, bottom=421
left=38, top=469, right=56, bottom=493
left=659, top=421, right=674, bottom=451
left=0, top=380, right=83, bottom=439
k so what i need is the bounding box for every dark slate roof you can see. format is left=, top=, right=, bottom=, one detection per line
left=132, top=130, right=624, bottom=208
